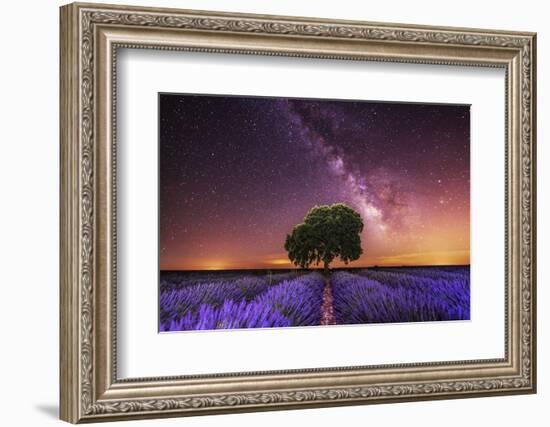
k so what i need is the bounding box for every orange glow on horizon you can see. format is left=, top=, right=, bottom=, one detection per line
left=161, top=248, right=470, bottom=271
left=266, top=258, right=293, bottom=266
left=366, top=249, right=470, bottom=267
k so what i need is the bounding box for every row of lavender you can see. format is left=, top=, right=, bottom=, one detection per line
left=331, top=267, right=470, bottom=324
left=160, top=270, right=298, bottom=290
left=160, top=272, right=325, bottom=331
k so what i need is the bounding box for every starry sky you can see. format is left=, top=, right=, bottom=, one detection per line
left=159, top=94, right=470, bottom=271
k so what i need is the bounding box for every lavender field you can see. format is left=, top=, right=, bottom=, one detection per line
left=159, top=266, right=470, bottom=332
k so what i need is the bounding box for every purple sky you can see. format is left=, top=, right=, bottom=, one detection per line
left=159, top=94, right=470, bottom=270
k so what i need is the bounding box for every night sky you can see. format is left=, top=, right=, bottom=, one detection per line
left=159, top=94, right=470, bottom=271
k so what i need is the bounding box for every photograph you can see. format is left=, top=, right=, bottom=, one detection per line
left=158, top=94, right=471, bottom=332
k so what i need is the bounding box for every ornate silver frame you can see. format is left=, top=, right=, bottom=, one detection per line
left=60, top=2, right=537, bottom=423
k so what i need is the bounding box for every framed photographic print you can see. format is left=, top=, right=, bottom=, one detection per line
left=60, top=2, right=537, bottom=423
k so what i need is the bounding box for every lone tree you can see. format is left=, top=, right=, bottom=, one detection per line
left=284, top=203, right=364, bottom=273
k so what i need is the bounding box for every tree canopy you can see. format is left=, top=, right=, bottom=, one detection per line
left=284, top=203, right=364, bottom=272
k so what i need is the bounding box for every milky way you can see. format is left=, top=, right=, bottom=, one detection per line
left=159, top=94, right=470, bottom=270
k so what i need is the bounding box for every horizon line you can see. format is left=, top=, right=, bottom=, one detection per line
left=161, top=263, right=471, bottom=273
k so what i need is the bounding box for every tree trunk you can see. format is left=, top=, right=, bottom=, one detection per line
left=323, top=260, right=329, bottom=275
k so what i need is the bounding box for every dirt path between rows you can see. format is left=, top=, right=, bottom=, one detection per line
left=320, top=277, right=337, bottom=325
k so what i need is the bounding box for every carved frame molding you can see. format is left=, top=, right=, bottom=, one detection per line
left=60, top=2, right=536, bottom=423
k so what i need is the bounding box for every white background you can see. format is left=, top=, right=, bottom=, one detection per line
left=0, top=0, right=546, bottom=426
left=118, top=50, right=504, bottom=377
